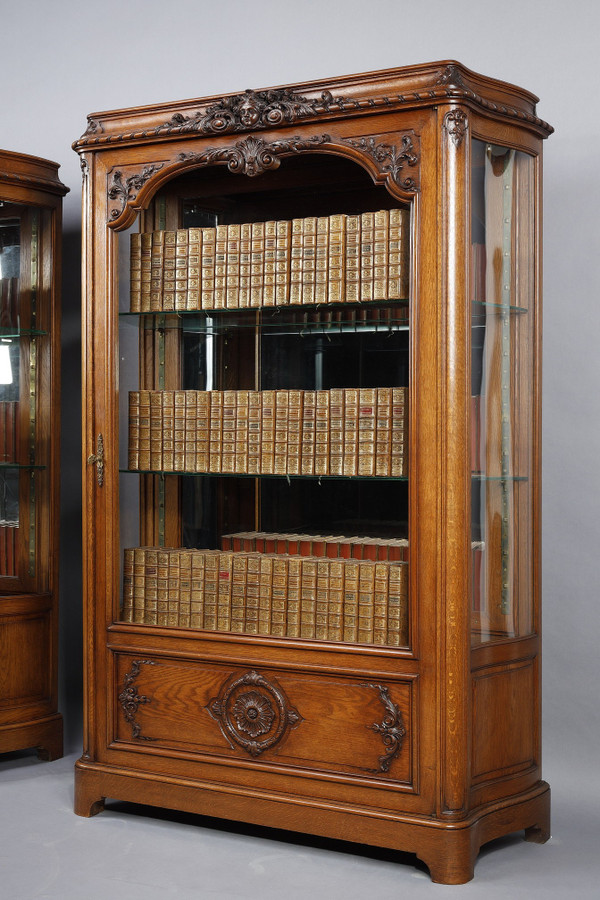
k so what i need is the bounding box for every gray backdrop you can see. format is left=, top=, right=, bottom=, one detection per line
left=1, top=0, right=598, bottom=892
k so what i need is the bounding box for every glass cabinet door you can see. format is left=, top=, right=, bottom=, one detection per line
left=117, top=158, right=411, bottom=649
left=0, top=203, right=50, bottom=589
left=470, top=140, right=536, bottom=643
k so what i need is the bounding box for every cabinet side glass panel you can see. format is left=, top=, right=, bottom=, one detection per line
left=0, top=203, right=48, bottom=586
left=118, top=160, right=411, bottom=648
left=471, top=140, right=535, bottom=643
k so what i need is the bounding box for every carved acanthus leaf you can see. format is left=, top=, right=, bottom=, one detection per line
left=345, top=135, right=420, bottom=191
left=108, top=164, right=164, bottom=219
left=118, top=660, right=157, bottom=741
left=362, top=683, right=407, bottom=772
left=443, top=109, right=469, bottom=148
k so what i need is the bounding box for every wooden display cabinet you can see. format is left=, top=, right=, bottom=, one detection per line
left=0, top=150, right=68, bottom=759
left=73, top=61, right=552, bottom=883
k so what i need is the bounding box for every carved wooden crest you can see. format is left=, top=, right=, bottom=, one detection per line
left=165, top=88, right=354, bottom=135
left=208, top=670, right=302, bottom=757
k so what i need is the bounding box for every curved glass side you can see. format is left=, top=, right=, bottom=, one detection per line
left=0, top=203, right=48, bottom=582
left=470, top=141, right=536, bottom=644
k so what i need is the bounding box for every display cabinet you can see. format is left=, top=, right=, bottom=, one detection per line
left=73, top=61, right=552, bottom=883
left=0, top=150, right=67, bottom=759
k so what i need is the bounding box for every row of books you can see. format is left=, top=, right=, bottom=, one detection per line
left=0, top=402, right=19, bottom=461
left=122, top=546, right=408, bottom=646
left=128, top=387, right=408, bottom=477
left=129, top=208, right=410, bottom=313
left=221, top=531, right=409, bottom=561
left=0, top=524, right=18, bottom=576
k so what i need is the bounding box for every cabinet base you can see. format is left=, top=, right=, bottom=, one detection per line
left=0, top=714, right=63, bottom=760
left=74, top=758, right=550, bottom=884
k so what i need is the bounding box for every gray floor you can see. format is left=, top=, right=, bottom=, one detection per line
left=0, top=751, right=598, bottom=899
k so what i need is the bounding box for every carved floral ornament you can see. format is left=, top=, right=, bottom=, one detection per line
left=208, top=670, right=302, bottom=757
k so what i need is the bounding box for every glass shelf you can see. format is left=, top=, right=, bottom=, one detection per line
left=0, top=327, right=46, bottom=338
left=0, top=462, right=45, bottom=471
left=119, top=299, right=409, bottom=320
left=121, top=469, right=408, bottom=482
left=471, top=473, right=528, bottom=482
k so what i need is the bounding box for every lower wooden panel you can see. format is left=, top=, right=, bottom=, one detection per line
left=112, top=652, right=414, bottom=786
left=472, top=659, right=535, bottom=783
left=0, top=594, right=52, bottom=726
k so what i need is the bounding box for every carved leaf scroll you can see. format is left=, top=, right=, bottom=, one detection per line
left=362, top=682, right=407, bottom=772
left=344, top=135, right=420, bottom=191
left=108, top=164, right=164, bottom=220
left=118, top=660, right=157, bottom=741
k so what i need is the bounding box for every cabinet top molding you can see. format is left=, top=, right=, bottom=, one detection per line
left=73, top=60, right=553, bottom=151
left=0, top=149, right=69, bottom=196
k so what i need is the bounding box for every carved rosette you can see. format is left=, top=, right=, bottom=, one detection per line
left=344, top=135, right=420, bottom=191
left=118, top=660, right=157, bottom=741
left=443, top=109, right=469, bottom=148
left=108, top=164, right=164, bottom=220
left=362, top=683, right=406, bottom=772
left=178, top=133, right=331, bottom=179
left=165, top=88, right=355, bottom=135
left=208, top=670, right=301, bottom=757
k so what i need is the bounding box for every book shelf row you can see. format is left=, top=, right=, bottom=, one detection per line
left=122, top=546, right=408, bottom=646
left=221, top=531, right=409, bottom=561
left=129, top=208, right=410, bottom=313
left=128, top=387, right=408, bottom=477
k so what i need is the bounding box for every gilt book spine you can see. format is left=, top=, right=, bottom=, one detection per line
left=238, top=223, right=252, bottom=309
left=201, top=227, right=216, bottom=310
left=186, top=227, right=202, bottom=311
left=263, top=220, right=277, bottom=307
left=162, top=230, right=176, bottom=311
left=275, top=219, right=291, bottom=306
left=250, top=221, right=265, bottom=308
left=226, top=224, right=241, bottom=309
left=175, top=229, right=189, bottom=312
left=129, top=232, right=142, bottom=313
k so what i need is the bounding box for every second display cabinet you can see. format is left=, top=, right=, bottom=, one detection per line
left=73, top=61, right=552, bottom=883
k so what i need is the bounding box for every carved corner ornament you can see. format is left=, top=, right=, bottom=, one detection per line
left=436, top=64, right=467, bottom=90
left=443, top=109, right=469, bottom=148
left=108, top=163, right=165, bottom=221
left=208, top=670, right=302, bottom=757
left=344, top=135, right=420, bottom=192
left=164, top=88, right=356, bottom=135
left=178, top=133, right=331, bottom=179
left=118, top=659, right=157, bottom=741
left=362, top=683, right=407, bottom=773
